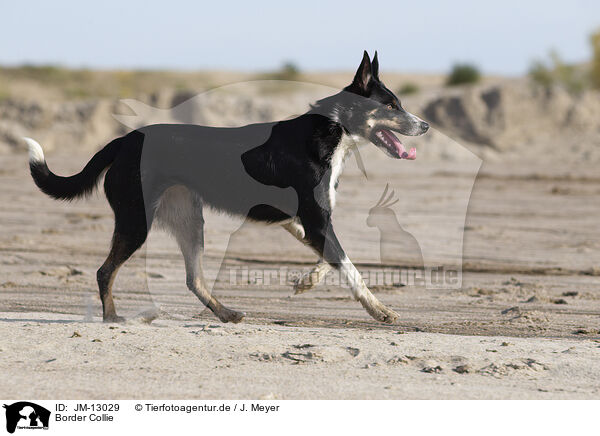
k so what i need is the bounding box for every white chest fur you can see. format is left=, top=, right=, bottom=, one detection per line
left=328, top=133, right=360, bottom=209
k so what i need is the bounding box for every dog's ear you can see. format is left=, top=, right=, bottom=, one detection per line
left=350, top=50, right=373, bottom=94
left=372, top=51, right=379, bottom=80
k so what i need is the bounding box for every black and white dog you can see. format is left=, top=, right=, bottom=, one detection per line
left=26, top=51, right=429, bottom=324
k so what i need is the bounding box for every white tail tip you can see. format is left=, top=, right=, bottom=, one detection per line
left=23, top=137, right=45, bottom=163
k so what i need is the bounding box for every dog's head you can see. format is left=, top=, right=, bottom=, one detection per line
left=335, top=51, right=429, bottom=159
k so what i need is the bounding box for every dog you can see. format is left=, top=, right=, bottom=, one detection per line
left=25, top=51, right=429, bottom=324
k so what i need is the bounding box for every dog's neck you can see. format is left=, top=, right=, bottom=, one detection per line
left=305, top=93, right=369, bottom=186
left=326, top=129, right=367, bottom=209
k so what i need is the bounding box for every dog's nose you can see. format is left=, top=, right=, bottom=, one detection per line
left=420, top=121, right=429, bottom=132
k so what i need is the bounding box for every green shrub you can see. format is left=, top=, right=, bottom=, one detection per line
left=529, top=60, right=555, bottom=88
left=528, top=50, right=586, bottom=94
left=262, top=61, right=301, bottom=81
left=590, top=29, right=600, bottom=89
left=279, top=62, right=300, bottom=80
left=398, top=82, right=419, bottom=95
left=0, top=84, right=9, bottom=102
left=446, top=63, right=481, bottom=86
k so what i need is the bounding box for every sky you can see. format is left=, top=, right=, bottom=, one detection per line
left=2, top=0, right=599, bottom=75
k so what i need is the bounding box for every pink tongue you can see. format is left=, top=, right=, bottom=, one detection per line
left=381, top=129, right=416, bottom=160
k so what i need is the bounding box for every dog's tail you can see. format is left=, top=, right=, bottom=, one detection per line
left=24, top=137, right=123, bottom=201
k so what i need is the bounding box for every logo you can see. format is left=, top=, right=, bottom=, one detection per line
left=3, top=402, right=50, bottom=434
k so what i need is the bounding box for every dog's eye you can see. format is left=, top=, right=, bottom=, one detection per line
left=386, top=104, right=394, bottom=110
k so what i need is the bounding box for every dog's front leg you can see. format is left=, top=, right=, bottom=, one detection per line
left=282, top=221, right=332, bottom=294
left=299, top=209, right=399, bottom=324
left=293, top=259, right=331, bottom=294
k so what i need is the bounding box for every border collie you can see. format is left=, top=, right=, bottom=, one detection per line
left=25, top=51, right=429, bottom=324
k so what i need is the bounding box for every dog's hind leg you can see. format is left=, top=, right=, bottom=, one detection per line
left=98, top=174, right=148, bottom=323
left=97, top=228, right=147, bottom=322
left=282, top=221, right=332, bottom=294
left=157, top=187, right=245, bottom=323
left=178, top=232, right=245, bottom=323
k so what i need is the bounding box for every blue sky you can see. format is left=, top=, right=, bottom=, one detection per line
left=3, top=0, right=599, bottom=74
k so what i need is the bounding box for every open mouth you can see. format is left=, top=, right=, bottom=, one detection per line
left=372, top=128, right=416, bottom=160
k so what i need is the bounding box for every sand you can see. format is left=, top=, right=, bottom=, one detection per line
left=1, top=145, right=600, bottom=399
left=2, top=312, right=599, bottom=399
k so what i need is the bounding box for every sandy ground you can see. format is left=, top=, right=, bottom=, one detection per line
left=2, top=312, right=600, bottom=399
left=1, top=149, right=600, bottom=399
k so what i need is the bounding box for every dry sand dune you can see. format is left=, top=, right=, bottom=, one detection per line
left=2, top=74, right=600, bottom=163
